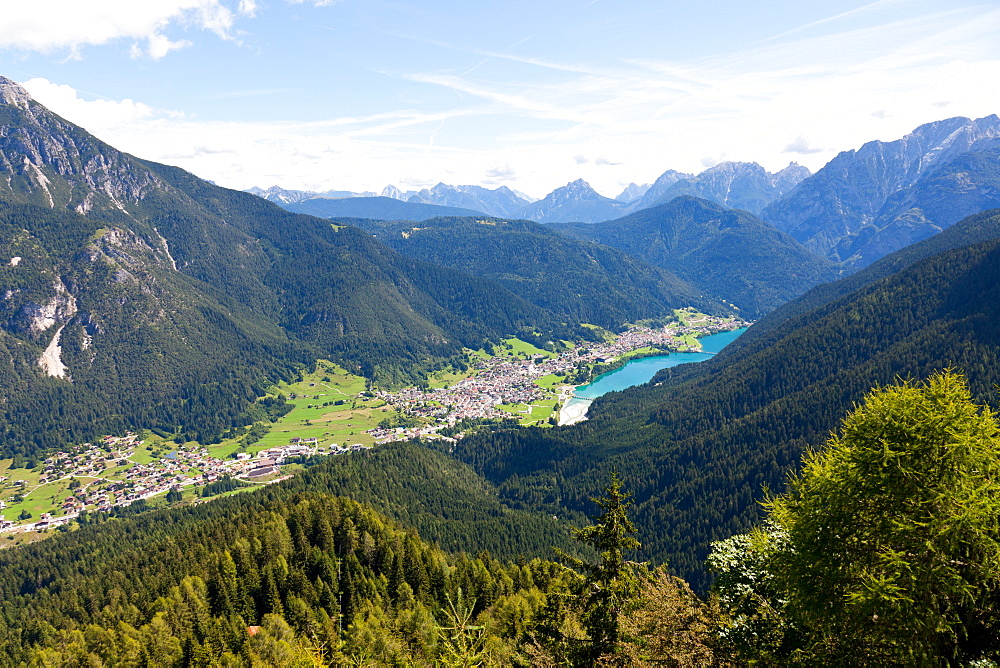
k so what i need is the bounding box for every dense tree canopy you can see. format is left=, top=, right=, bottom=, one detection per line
left=713, top=372, right=1000, bottom=665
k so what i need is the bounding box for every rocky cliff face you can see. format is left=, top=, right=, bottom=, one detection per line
left=0, top=77, right=163, bottom=217
left=614, top=182, right=650, bottom=203
left=762, top=115, right=1000, bottom=264
left=636, top=161, right=810, bottom=214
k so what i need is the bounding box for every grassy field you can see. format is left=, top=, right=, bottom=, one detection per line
left=427, top=367, right=471, bottom=389
left=673, top=307, right=703, bottom=325
left=679, top=334, right=701, bottom=349
left=1, top=474, right=101, bottom=522
left=0, top=361, right=394, bottom=527
left=1, top=530, right=51, bottom=548
left=534, top=373, right=567, bottom=389
left=502, top=337, right=556, bottom=359
left=249, top=361, right=392, bottom=451
left=498, top=399, right=559, bottom=427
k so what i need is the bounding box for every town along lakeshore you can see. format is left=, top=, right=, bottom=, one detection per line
left=559, top=327, right=747, bottom=425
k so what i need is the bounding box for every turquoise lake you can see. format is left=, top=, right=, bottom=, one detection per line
left=573, top=327, right=747, bottom=399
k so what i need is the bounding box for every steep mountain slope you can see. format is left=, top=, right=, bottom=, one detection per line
left=517, top=179, right=631, bottom=223
left=839, top=143, right=1000, bottom=266
left=343, top=215, right=725, bottom=328
left=0, top=200, right=310, bottom=457
left=0, top=77, right=557, bottom=455
left=550, top=196, right=842, bottom=318
left=634, top=162, right=809, bottom=214
left=739, top=207, right=1000, bottom=351
left=285, top=195, right=486, bottom=220
left=762, top=115, right=1000, bottom=264
left=452, top=217, right=1000, bottom=589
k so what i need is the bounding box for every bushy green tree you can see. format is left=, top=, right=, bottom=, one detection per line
left=721, top=371, right=1000, bottom=664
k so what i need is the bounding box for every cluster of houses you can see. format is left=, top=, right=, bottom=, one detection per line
left=37, top=434, right=139, bottom=484
left=370, top=316, right=748, bottom=443
left=1, top=435, right=343, bottom=533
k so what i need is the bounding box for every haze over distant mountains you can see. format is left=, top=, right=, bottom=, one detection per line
left=249, top=161, right=811, bottom=223
left=250, top=115, right=1000, bottom=272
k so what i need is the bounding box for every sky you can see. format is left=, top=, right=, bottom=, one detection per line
left=2, top=0, right=1000, bottom=200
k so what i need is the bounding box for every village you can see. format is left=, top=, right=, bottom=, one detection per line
left=0, top=311, right=747, bottom=535
left=367, top=312, right=749, bottom=442
left=0, top=434, right=361, bottom=535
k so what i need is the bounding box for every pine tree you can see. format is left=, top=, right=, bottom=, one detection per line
left=560, top=472, right=642, bottom=663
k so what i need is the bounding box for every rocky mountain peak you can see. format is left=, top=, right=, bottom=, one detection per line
left=381, top=184, right=406, bottom=200
left=770, top=162, right=811, bottom=192
left=0, top=76, right=32, bottom=109
left=616, top=182, right=651, bottom=203
left=556, top=179, right=599, bottom=197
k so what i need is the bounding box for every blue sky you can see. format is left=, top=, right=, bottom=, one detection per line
left=3, top=1, right=1000, bottom=198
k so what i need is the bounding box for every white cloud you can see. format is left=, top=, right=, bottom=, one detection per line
left=238, top=0, right=258, bottom=17
left=395, top=5, right=1000, bottom=195
left=143, top=34, right=193, bottom=60
left=22, top=78, right=164, bottom=128
left=0, top=0, right=237, bottom=59
left=11, top=4, right=1000, bottom=200
left=783, top=136, right=823, bottom=155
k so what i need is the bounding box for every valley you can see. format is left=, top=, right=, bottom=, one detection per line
left=0, top=309, right=745, bottom=535
left=1, top=55, right=1000, bottom=663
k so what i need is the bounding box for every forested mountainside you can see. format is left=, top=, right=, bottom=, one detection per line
left=341, top=215, right=726, bottom=328
left=4, top=378, right=997, bottom=666
left=452, top=229, right=1000, bottom=590
left=0, top=489, right=576, bottom=666
left=0, top=442, right=618, bottom=666
left=761, top=114, right=1000, bottom=265
left=0, top=78, right=630, bottom=457
left=0, top=183, right=552, bottom=457
left=550, top=196, right=842, bottom=318
left=0, top=199, right=312, bottom=458
left=737, top=208, right=1000, bottom=353
left=272, top=442, right=590, bottom=560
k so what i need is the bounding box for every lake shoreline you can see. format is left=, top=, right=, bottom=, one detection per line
left=558, top=328, right=746, bottom=425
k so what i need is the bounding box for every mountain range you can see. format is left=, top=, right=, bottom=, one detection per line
left=250, top=116, right=1000, bottom=270
left=248, top=162, right=811, bottom=223
left=284, top=195, right=486, bottom=221
left=762, top=114, right=1000, bottom=265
